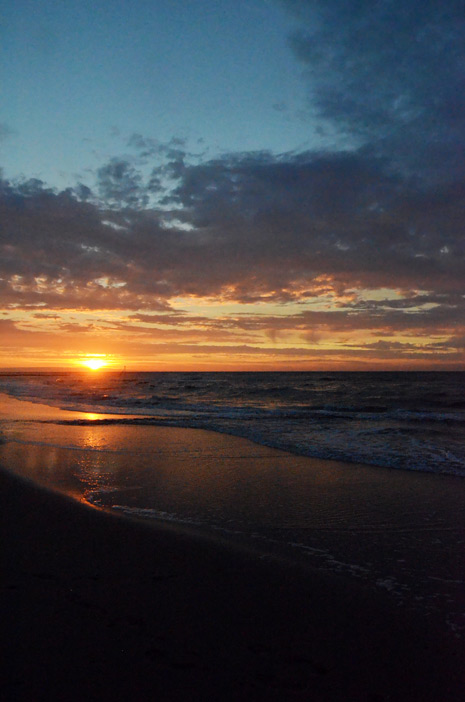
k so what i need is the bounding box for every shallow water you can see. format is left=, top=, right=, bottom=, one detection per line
left=1, top=393, right=464, bottom=637
left=1, top=370, right=465, bottom=476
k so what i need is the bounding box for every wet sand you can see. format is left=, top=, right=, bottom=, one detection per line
left=1, top=394, right=465, bottom=700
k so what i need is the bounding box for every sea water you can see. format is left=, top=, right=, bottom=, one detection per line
left=1, top=370, right=464, bottom=475
left=0, top=371, right=464, bottom=633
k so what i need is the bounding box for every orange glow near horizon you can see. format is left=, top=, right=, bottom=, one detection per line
left=0, top=290, right=463, bottom=371
left=81, top=358, right=108, bottom=371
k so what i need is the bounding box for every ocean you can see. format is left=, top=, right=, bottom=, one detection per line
left=1, top=370, right=465, bottom=634
left=1, top=370, right=464, bottom=475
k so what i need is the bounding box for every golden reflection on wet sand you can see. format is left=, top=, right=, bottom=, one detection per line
left=1, top=390, right=465, bottom=632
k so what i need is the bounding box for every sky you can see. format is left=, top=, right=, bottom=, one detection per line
left=1, top=0, right=464, bottom=370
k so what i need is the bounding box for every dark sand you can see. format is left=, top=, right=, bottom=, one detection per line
left=1, top=394, right=464, bottom=701
left=1, top=471, right=465, bottom=701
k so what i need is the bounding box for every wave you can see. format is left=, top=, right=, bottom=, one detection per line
left=1, top=371, right=465, bottom=477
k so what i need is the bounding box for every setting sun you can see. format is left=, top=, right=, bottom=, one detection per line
left=82, top=358, right=108, bottom=371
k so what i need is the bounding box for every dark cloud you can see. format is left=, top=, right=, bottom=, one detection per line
left=132, top=302, right=465, bottom=337
left=33, top=312, right=60, bottom=319
left=442, top=335, right=465, bottom=350
left=101, top=318, right=258, bottom=344
left=96, top=159, right=149, bottom=208
left=282, top=0, right=465, bottom=182
left=163, top=149, right=464, bottom=300
left=127, top=133, right=187, bottom=160
left=5, top=3, right=463, bottom=332
left=126, top=134, right=191, bottom=192
left=1, top=142, right=464, bottom=322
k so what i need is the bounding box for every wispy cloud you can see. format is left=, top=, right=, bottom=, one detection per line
left=282, top=0, right=465, bottom=182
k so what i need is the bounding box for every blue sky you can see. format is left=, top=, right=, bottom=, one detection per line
left=1, top=0, right=464, bottom=369
left=1, top=0, right=321, bottom=188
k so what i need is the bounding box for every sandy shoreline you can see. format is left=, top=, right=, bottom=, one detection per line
left=1, top=466, right=464, bottom=702
left=1, top=393, right=465, bottom=700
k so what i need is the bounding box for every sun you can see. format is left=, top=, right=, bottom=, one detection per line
left=82, top=358, right=108, bottom=371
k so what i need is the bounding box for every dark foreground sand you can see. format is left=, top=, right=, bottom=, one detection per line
left=1, top=463, right=464, bottom=702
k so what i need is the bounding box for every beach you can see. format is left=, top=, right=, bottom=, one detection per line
left=1, top=393, right=465, bottom=700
